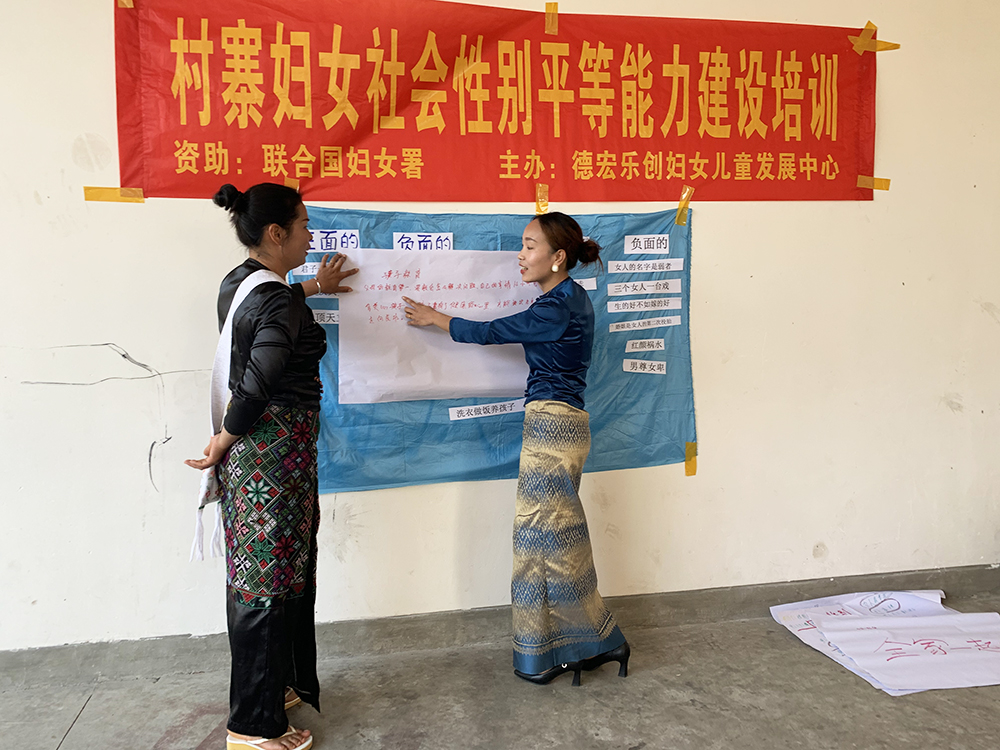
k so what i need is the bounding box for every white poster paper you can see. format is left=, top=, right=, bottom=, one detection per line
left=393, top=232, right=454, bottom=251
left=338, top=248, right=536, bottom=404
left=820, top=612, right=1000, bottom=692
left=608, top=298, right=682, bottom=314
left=449, top=398, right=526, bottom=421
left=626, top=339, right=665, bottom=352
left=768, top=590, right=985, bottom=696
left=608, top=280, right=682, bottom=296
left=609, top=259, right=684, bottom=273
left=623, top=234, right=670, bottom=254
left=623, top=358, right=666, bottom=374
left=575, top=277, right=598, bottom=290
left=291, top=262, right=321, bottom=276
left=312, top=310, right=339, bottom=325
left=310, top=229, right=360, bottom=253
left=609, top=316, right=680, bottom=333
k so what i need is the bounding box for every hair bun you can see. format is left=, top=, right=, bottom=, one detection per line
left=579, top=238, right=602, bottom=266
left=213, top=183, right=242, bottom=211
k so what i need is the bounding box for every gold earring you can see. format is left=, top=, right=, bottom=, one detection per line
left=551, top=263, right=559, bottom=273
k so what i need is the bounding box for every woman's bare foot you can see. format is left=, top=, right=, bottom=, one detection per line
left=227, top=726, right=312, bottom=749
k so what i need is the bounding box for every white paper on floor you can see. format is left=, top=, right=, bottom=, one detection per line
left=771, top=591, right=1000, bottom=694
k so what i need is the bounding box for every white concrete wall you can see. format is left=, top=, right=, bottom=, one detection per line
left=2, top=0, right=999, bottom=650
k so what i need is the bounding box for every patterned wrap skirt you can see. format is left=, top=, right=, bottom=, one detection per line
left=511, top=399, right=626, bottom=675
left=219, top=404, right=321, bottom=737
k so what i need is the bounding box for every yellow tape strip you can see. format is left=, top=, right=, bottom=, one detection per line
left=685, top=442, right=697, bottom=476
left=848, top=21, right=876, bottom=53
left=535, top=183, right=549, bottom=214
left=545, top=3, right=558, bottom=36
left=848, top=21, right=900, bottom=55
left=857, top=175, right=891, bottom=190
left=118, top=0, right=135, bottom=8
left=675, top=184, right=694, bottom=225
left=83, top=186, right=145, bottom=203
left=284, top=177, right=301, bottom=190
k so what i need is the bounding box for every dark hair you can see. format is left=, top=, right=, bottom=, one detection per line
left=534, top=212, right=601, bottom=271
left=213, top=183, right=302, bottom=248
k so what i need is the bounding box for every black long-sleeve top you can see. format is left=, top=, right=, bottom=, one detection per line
left=217, top=258, right=327, bottom=435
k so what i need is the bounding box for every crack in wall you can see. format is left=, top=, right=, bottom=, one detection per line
left=10, top=343, right=209, bottom=492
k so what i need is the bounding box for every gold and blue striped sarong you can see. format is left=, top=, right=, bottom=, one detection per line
left=511, top=400, right=626, bottom=675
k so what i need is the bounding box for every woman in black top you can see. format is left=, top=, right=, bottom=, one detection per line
left=186, top=183, right=356, bottom=750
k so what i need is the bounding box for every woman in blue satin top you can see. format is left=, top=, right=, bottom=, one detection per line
left=403, top=213, right=630, bottom=688
left=448, top=272, right=593, bottom=409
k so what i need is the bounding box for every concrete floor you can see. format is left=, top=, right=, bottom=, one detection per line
left=4, top=578, right=1000, bottom=749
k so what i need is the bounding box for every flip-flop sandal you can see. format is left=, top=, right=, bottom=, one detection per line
left=284, top=688, right=302, bottom=710
left=226, top=726, right=313, bottom=750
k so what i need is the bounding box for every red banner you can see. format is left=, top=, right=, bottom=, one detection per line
left=115, top=1, right=877, bottom=201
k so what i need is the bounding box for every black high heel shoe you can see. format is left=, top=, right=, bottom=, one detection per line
left=579, top=641, right=631, bottom=678
left=514, top=661, right=584, bottom=686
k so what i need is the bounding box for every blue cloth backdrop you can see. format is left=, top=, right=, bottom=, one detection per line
left=304, top=207, right=696, bottom=493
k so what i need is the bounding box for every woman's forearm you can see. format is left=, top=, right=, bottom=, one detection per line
left=431, top=310, right=452, bottom=333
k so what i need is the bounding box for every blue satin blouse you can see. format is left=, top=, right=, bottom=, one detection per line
left=448, top=277, right=594, bottom=410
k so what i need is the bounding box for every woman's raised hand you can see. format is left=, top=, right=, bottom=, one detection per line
left=315, top=253, right=359, bottom=294
left=402, top=296, right=433, bottom=326
left=402, top=296, right=452, bottom=332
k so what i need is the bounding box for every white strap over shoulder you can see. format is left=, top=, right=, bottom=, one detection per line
left=209, top=269, right=288, bottom=434
left=191, top=268, right=289, bottom=561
